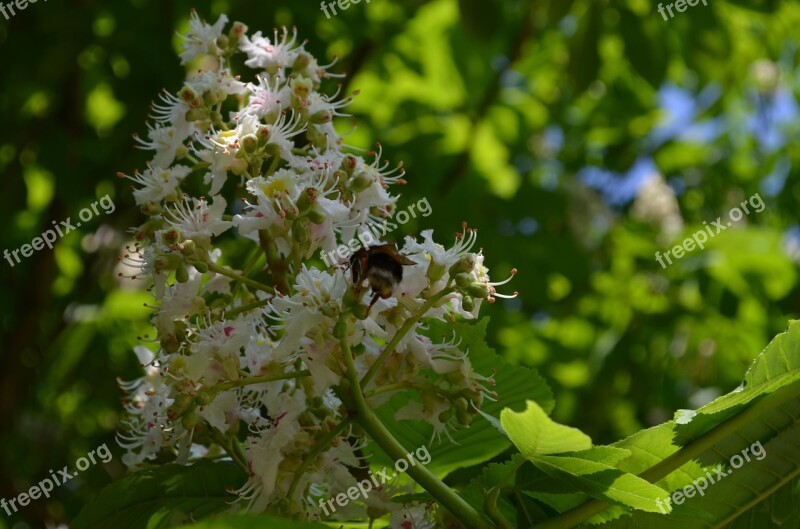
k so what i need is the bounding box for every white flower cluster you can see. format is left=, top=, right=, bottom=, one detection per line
left=117, top=11, right=515, bottom=525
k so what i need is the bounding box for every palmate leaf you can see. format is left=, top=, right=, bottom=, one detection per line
left=71, top=460, right=246, bottom=529
left=367, top=318, right=554, bottom=477
left=501, top=401, right=669, bottom=514
left=521, top=320, right=800, bottom=527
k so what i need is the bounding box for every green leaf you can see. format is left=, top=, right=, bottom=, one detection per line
left=524, top=321, right=800, bottom=526
left=532, top=454, right=670, bottom=513
left=501, top=400, right=592, bottom=457
left=71, top=461, right=246, bottom=529
left=179, top=515, right=329, bottom=529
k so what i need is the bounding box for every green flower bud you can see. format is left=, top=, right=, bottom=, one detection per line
left=181, top=410, right=197, bottom=429
left=348, top=172, right=372, bottom=193
left=180, top=239, right=196, bottom=256
left=449, top=254, right=476, bottom=276
left=310, top=110, right=332, bottom=124
left=241, top=133, right=258, bottom=153
left=454, top=272, right=471, bottom=288
left=195, top=392, right=213, bottom=406
left=175, top=266, right=189, bottom=283
left=454, top=397, right=469, bottom=412
left=438, top=409, right=454, bottom=423
left=462, top=295, right=475, bottom=312
left=468, top=282, right=491, bottom=299
left=215, top=34, right=229, bottom=50
left=296, top=188, right=318, bottom=212
left=193, top=261, right=209, bottom=273
left=456, top=407, right=472, bottom=427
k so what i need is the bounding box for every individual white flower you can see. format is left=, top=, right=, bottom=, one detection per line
left=163, top=195, right=233, bottom=245
left=122, top=164, right=191, bottom=205
left=179, top=10, right=229, bottom=64
left=186, top=69, right=249, bottom=98
left=239, top=26, right=302, bottom=75
left=236, top=74, right=291, bottom=121
left=134, top=123, right=190, bottom=168
left=193, top=122, right=252, bottom=195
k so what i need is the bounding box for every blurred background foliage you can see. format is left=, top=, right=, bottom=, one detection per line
left=1, top=0, right=799, bottom=526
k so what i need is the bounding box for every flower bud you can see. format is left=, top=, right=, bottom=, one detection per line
left=461, top=295, right=475, bottom=312
left=310, top=110, right=332, bottom=124
left=140, top=201, right=162, bottom=216
left=348, top=172, right=372, bottom=193
left=296, top=188, right=317, bottom=212
left=181, top=410, right=197, bottom=429
left=241, top=133, right=258, bottom=153
left=193, top=261, right=209, bottom=273
left=163, top=227, right=182, bottom=246
left=454, top=397, right=469, bottom=412
left=181, top=239, right=196, bottom=256
left=257, top=125, right=271, bottom=144
left=195, top=392, right=214, bottom=406
left=215, top=34, right=229, bottom=50
left=175, top=265, right=190, bottom=283
left=290, top=77, right=313, bottom=99
left=229, top=21, right=248, bottom=44
left=438, top=409, right=453, bottom=423
left=468, top=282, right=490, bottom=299
left=456, top=407, right=472, bottom=427
left=454, top=272, right=471, bottom=288
left=449, top=254, right=476, bottom=276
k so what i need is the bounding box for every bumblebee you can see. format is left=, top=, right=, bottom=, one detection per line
left=349, top=243, right=415, bottom=308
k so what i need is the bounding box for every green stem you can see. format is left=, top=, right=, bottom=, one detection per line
left=225, top=297, right=272, bottom=319
left=202, top=261, right=275, bottom=294
left=360, top=287, right=454, bottom=388
left=337, top=315, right=492, bottom=529
left=205, top=370, right=310, bottom=395
left=211, top=430, right=247, bottom=473
left=287, top=418, right=353, bottom=509
left=532, top=382, right=800, bottom=529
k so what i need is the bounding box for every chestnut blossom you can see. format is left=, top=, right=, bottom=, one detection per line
left=118, top=12, right=514, bottom=526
